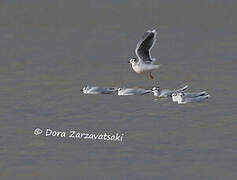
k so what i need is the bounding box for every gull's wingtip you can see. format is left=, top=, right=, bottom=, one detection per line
left=205, top=94, right=211, bottom=99
left=146, top=29, right=156, bottom=34
left=184, top=85, right=189, bottom=89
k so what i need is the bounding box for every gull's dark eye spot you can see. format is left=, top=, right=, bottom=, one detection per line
left=132, top=58, right=137, bottom=62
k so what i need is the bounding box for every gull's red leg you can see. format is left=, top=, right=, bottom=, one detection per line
left=149, top=72, right=154, bottom=79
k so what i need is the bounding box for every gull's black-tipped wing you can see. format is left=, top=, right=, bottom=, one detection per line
left=135, top=30, right=157, bottom=63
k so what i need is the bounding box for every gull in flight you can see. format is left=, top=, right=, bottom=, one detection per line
left=151, top=85, right=188, bottom=97
left=117, top=88, right=152, bottom=96
left=172, top=91, right=208, bottom=102
left=129, top=29, right=160, bottom=79
left=81, top=86, right=118, bottom=94
left=173, top=92, right=210, bottom=104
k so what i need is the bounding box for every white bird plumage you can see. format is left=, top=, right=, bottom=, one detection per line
left=81, top=29, right=210, bottom=105
left=81, top=86, right=118, bottom=94
left=129, top=29, right=160, bottom=79
left=173, top=92, right=210, bottom=104
left=117, top=88, right=152, bottom=96
left=151, top=85, right=188, bottom=97
left=172, top=91, right=208, bottom=102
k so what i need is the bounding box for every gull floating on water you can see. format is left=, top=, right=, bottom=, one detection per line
left=129, top=29, right=160, bottom=79
left=173, top=92, right=210, bottom=104
left=117, top=88, right=152, bottom=96
left=151, top=85, right=188, bottom=97
left=81, top=86, right=118, bottom=94
left=172, top=91, right=208, bottom=102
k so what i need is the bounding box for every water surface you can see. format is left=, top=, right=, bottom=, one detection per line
left=0, top=0, right=237, bottom=179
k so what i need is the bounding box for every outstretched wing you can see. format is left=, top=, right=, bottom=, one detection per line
left=135, top=30, right=157, bottom=63
left=175, top=85, right=189, bottom=93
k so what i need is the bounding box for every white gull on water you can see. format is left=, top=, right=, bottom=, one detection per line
left=81, top=29, right=210, bottom=105
left=81, top=86, right=118, bottom=94
left=117, top=88, right=152, bottom=96
left=151, top=85, right=188, bottom=97
left=173, top=92, right=210, bottom=104
left=172, top=91, right=208, bottom=102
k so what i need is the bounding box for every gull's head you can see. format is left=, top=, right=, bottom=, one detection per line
left=118, top=88, right=122, bottom=91
left=151, top=86, right=160, bottom=96
left=171, top=92, right=179, bottom=102
left=176, top=92, right=185, bottom=104
left=81, top=87, right=87, bottom=93
left=152, top=87, right=160, bottom=92
left=128, top=58, right=137, bottom=64
left=171, top=92, right=177, bottom=97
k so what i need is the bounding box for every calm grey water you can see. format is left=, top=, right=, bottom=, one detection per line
left=1, top=0, right=237, bottom=179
